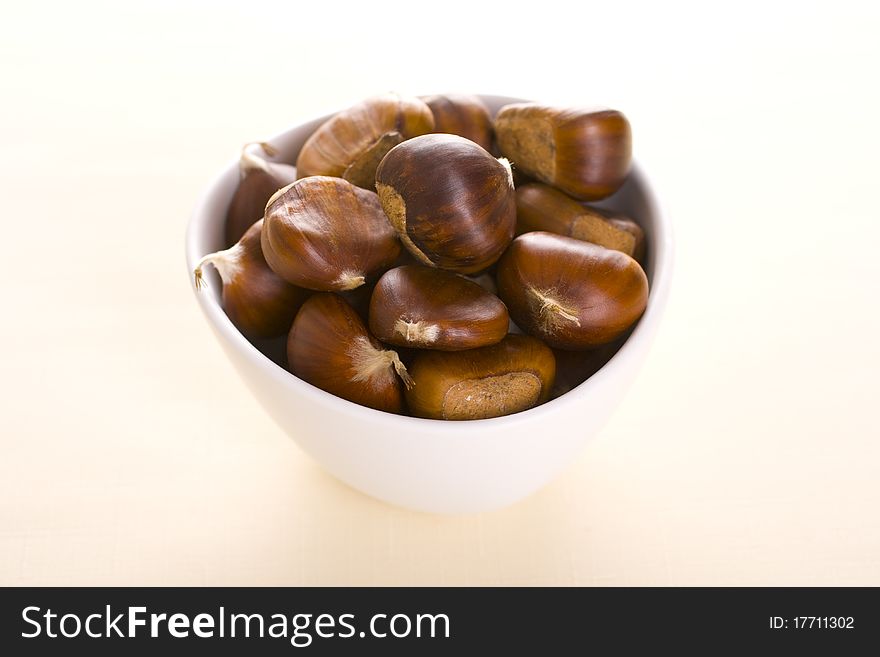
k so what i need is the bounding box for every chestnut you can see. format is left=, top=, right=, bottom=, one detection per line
left=375, top=134, right=516, bottom=274
left=405, top=334, right=556, bottom=420
left=295, top=93, right=435, bottom=190
left=261, top=176, right=401, bottom=292
left=225, top=142, right=297, bottom=247
left=497, top=231, right=648, bottom=349
left=194, top=219, right=309, bottom=338
left=421, top=94, right=494, bottom=151
left=494, top=103, right=632, bottom=200
left=287, top=293, right=411, bottom=413
left=516, top=183, right=645, bottom=260
left=368, top=265, right=509, bottom=351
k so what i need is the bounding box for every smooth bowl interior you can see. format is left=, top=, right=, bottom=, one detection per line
left=185, top=95, right=673, bottom=513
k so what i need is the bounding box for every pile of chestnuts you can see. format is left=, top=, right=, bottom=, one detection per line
left=194, top=93, right=649, bottom=421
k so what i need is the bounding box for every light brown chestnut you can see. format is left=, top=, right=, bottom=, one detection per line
left=287, top=293, right=411, bottom=413
left=295, top=93, right=435, bottom=189
left=194, top=219, right=309, bottom=338
left=225, top=142, right=297, bottom=246
left=497, top=232, right=648, bottom=349
left=261, top=176, right=401, bottom=291
left=516, top=183, right=645, bottom=260
left=375, top=134, right=516, bottom=274
left=421, top=94, right=494, bottom=151
left=405, top=334, right=556, bottom=420
left=369, top=265, right=509, bottom=351
left=495, top=103, right=632, bottom=200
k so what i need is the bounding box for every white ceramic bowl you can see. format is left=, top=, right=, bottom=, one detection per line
left=186, top=95, right=673, bottom=514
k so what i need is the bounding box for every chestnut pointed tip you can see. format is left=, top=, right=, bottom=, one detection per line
left=498, top=157, right=514, bottom=188
left=193, top=244, right=243, bottom=288
left=239, top=141, right=279, bottom=173
left=391, top=354, right=414, bottom=390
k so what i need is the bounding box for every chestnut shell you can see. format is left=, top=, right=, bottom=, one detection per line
left=421, top=94, right=494, bottom=151
left=295, top=93, right=435, bottom=190
left=497, top=231, right=648, bottom=349
left=225, top=160, right=297, bottom=247
left=495, top=103, right=632, bottom=201
left=368, top=265, right=509, bottom=351
left=261, top=176, right=400, bottom=291
left=405, top=334, right=556, bottom=420
left=287, top=293, right=406, bottom=413
left=375, top=134, right=516, bottom=274
left=516, top=182, right=645, bottom=260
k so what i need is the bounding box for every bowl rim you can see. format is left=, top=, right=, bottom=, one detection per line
left=185, top=96, right=674, bottom=433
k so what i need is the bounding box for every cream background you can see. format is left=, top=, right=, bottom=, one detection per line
left=1, top=0, right=879, bottom=585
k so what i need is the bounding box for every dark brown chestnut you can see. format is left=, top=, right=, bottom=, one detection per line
left=421, top=94, right=494, bottom=151
left=375, top=134, right=516, bottom=274
left=287, top=293, right=411, bottom=413
left=497, top=231, right=648, bottom=349
left=261, top=176, right=401, bottom=292
left=368, top=265, right=509, bottom=351
left=494, top=104, right=632, bottom=200
left=405, top=334, right=556, bottom=420
left=516, top=183, right=645, bottom=260
left=296, top=93, right=435, bottom=190
left=225, top=142, right=297, bottom=247
left=194, top=219, right=309, bottom=338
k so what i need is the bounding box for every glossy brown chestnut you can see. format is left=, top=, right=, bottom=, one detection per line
left=494, top=103, right=632, bottom=200
left=225, top=142, right=297, bottom=246
left=287, top=293, right=411, bottom=413
left=516, top=183, right=645, bottom=260
left=368, top=265, right=509, bottom=351
left=405, top=334, right=555, bottom=420
left=295, top=93, right=435, bottom=189
left=261, top=176, right=401, bottom=292
left=421, top=94, right=494, bottom=151
left=194, top=219, right=309, bottom=338
left=375, top=134, right=516, bottom=274
left=497, top=231, right=648, bottom=349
